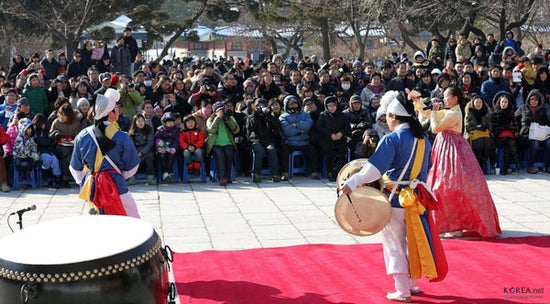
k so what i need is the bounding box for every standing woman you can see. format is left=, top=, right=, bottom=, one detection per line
left=463, top=95, right=494, bottom=174
left=413, top=86, right=501, bottom=238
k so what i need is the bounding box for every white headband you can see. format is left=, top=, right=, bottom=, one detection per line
left=387, top=98, right=411, bottom=117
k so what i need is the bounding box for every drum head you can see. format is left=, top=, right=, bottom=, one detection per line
left=337, top=159, right=383, bottom=191
left=0, top=215, right=154, bottom=265
left=335, top=186, right=391, bottom=236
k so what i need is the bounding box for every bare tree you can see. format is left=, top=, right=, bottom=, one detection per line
left=332, top=0, right=385, bottom=60
left=1, top=0, right=159, bottom=56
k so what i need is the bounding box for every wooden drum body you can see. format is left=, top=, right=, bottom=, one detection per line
left=0, top=216, right=170, bottom=304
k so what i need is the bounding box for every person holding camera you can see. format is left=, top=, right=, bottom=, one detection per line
left=118, top=75, right=143, bottom=119
left=247, top=98, right=282, bottom=183
left=206, top=102, right=240, bottom=186
left=188, top=80, right=221, bottom=111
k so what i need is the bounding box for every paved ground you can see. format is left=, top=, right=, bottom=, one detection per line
left=1, top=172, right=549, bottom=254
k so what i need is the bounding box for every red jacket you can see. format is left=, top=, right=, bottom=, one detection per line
left=0, top=126, right=7, bottom=145
left=179, top=128, right=204, bottom=150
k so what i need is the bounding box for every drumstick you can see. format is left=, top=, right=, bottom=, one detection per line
left=346, top=194, right=362, bottom=222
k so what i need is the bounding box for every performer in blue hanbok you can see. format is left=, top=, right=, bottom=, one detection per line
left=70, top=89, right=141, bottom=218
left=341, top=91, right=447, bottom=303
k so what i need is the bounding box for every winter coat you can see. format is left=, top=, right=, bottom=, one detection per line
left=155, top=125, right=179, bottom=149
left=118, top=88, right=143, bottom=119
left=205, top=115, right=240, bottom=155
left=246, top=108, right=281, bottom=146
left=179, top=128, right=205, bottom=150
left=279, top=97, right=313, bottom=147
left=40, top=58, right=60, bottom=81
left=34, top=128, right=55, bottom=154
left=66, top=60, right=88, bottom=79
left=480, top=77, right=508, bottom=107
left=13, top=118, right=37, bottom=159
left=464, top=103, right=492, bottom=140
left=515, top=90, right=550, bottom=139
left=317, top=107, right=351, bottom=146
left=130, top=124, right=155, bottom=158
left=217, top=83, right=243, bottom=106
left=111, top=45, right=132, bottom=76
left=22, top=84, right=48, bottom=115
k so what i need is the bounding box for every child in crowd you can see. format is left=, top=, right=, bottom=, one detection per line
left=179, top=115, right=205, bottom=174
left=155, top=112, right=179, bottom=182
left=32, top=114, right=62, bottom=188
left=12, top=118, right=38, bottom=182
left=128, top=113, right=157, bottom=186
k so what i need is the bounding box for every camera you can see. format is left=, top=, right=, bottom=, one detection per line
left=223, top=109, right=233, bottom=117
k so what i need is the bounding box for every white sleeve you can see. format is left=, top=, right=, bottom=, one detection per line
left=69, top=165, right=87, bottom=185
left=343, top=161, right=382, bottom=192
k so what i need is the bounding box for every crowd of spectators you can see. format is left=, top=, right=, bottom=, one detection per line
left=1, top=29, right=550, bottom=192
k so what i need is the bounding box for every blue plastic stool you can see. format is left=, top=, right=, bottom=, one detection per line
left=182, top=160, right=207, bottom=183
left=523, top=146, right=548, bottom=170
left=11, top=159, right=40, bottom=190
left=251, top=150, right=271, bottom=177
left=496, top=147, right=518, bottom=172
left=288, top=151, right=307, bottom=178
left=156, top=156, right=180, bottom=183
left=209, top=155, right=236, bottom=182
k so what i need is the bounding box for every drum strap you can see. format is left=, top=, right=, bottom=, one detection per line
left=384, top=138, right=426, bottom=201
left=386, top=138, right=417, bottom=202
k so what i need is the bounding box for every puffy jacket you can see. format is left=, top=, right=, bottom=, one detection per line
left=317, top=105, right=351, bottom=144
left=279, top=96, right=313, bottom=147
left=155, top=125, right=180, bottom=149
left=130, top=124, right=155, bottom=157
left=13, top=118, right=37, bottom=158
left=515, top=90, right=550, bottom=138
left=247, top=108, right=281, bottom=146
left=205, top=115, right=240, bottom=155
left=179, top=128, right=205, bottom=150
left=22, top=83, right=48, bottom=115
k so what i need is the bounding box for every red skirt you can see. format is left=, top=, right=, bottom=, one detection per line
left=427, top=130, right=501, bottom=238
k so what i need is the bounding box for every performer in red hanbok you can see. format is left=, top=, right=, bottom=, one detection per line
left=412, top=87, right=501, bottom=238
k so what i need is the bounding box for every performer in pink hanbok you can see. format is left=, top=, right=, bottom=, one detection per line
left=412, top=86, right=501, bottom=238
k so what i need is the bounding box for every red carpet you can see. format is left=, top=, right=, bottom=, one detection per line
left=173, top=236, right=550, bottom=304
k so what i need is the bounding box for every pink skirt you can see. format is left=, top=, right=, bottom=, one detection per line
left=427, top=130, right=502, bottom=238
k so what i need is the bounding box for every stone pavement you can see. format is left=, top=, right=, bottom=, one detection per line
left=1, top=172, right=549, bottom=254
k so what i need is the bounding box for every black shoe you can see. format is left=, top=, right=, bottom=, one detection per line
left=271, top=175, right=281, bottom=182
left=62, top=181, right=71, bottom=188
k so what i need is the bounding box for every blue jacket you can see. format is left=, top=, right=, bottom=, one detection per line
left=279, top=96, right=313, bottom=147
left=481, top=77, right=508, bottom=107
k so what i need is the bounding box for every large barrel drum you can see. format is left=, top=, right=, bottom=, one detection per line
left=0, top=215, right=171, bottom=304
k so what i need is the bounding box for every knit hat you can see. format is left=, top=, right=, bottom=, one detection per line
left=110, top=74, right=120, bottom=87
left=76, top=98, right=90, bottom=108
left=94, top=94, right=115, bottom=120
left=213, top=101, right=225, bottom=113
left=161, top=112, right=175, bottom=123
